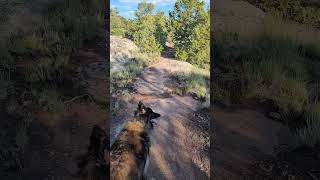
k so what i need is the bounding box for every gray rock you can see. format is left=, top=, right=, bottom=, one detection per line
left=110, top=36, right=140, bottom=74
left=268, top=112, right=281, bottom=120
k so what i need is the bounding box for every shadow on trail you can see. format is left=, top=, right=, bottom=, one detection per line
left=161, top=45, right=176, bottom=59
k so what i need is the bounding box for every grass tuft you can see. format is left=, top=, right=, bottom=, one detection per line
left=298, top=103, right=320, bottom=147
left=173, top=68, right=210, bottom=106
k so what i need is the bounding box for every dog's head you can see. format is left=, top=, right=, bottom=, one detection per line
left=134, top=101, right=161, bottom=129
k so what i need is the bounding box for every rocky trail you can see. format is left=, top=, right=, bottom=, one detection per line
left=110, top=54, right=210, bottom=179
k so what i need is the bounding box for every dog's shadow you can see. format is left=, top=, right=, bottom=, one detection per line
left=74, top=125, right=109, bottom=180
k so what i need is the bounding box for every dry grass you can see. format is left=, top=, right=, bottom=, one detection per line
left=214, top=12, right=320, bottom=147
left=174, top=67, right=209, bottom=102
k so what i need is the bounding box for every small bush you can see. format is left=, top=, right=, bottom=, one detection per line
left=38, top=90, right=64, bottom=113
left=174, top=68, right=209, bottom=105
left=212, top=85, right=232, bottom=106
left=25, top=56, right=70, bottom=82
left=133, top=51, right=158, bottom=65
left=111, top=57, right=145, bottom=96
left=133, top=28, right=163, bottom=55
left=110, top=8, right=126, bottom=37
left=243, top=54, right=308, bottom=113
left=110, top=52, right=148, bottom=120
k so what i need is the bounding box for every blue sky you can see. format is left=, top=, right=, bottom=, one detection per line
left=111, top=0, right=210, bottom=19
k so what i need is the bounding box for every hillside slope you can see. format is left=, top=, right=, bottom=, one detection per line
left=212, top=0, right=320, bottom=179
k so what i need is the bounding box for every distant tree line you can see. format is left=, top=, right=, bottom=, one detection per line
left=110, top=0, right=210, bottom=69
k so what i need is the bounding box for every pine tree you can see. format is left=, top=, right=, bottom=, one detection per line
left=169, top=0, right=209, bottom=69
left=155, top=10, right=168, bottom=48
left=132, top=2, right=162, bottom=56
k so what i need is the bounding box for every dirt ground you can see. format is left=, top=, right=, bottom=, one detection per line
left=212, top=104, right=320, bottom=180
left=212, top=105, right=294, bottom=179
left=3, top=44, right=109, bottom=180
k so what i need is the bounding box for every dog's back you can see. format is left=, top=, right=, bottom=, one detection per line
left=111, top=120, right=150, bottom=180
left=110, top=102, right=160, bottom=180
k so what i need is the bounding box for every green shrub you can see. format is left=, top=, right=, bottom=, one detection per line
left=38, top=90, right=64, bottom=113
left=124, top=18, right=138, bottom=39
left=174, top=68, right=209, bottom=104
left=154, top=10, right=168, bottom=47
left=111, top=8, right=126, bottom=37
left=134, top=29, right=162, bottom=55
left=133, top=52, right=153, bottom=63
left=124, top=2, right=163, bottom=55
left=213, top=13, right=320, bottom=117
left=188, top=20, right=210, bottom=69
left=212, top=85, right=232, bottom=106
left=111, top=57, right=145, bottom=96
left=243, top=55, right=308, bottom=115
left=133, top=14, right=163, bottom=55
left=25, top=56, right=70, bottom=82
left=298, top=102, right=320, bottom=147
left=22, top=32, right=46, bottom=55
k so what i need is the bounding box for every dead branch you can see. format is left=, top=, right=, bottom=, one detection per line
left=64, top=94, right=94, bottom=104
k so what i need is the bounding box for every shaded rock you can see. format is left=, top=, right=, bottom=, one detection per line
left=268, top=112, right=281, bottom=120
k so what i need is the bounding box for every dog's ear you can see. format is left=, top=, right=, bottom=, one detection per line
left=135, top=101, right=146, bottom=116
left=137, top=101, right=144, bottom=109
left=146, top=108, right=161, bottom=120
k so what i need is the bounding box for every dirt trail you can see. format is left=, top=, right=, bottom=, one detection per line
left=111, top=56, right=210, bottom=179
left=212, top=105, right=297, bottom=179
